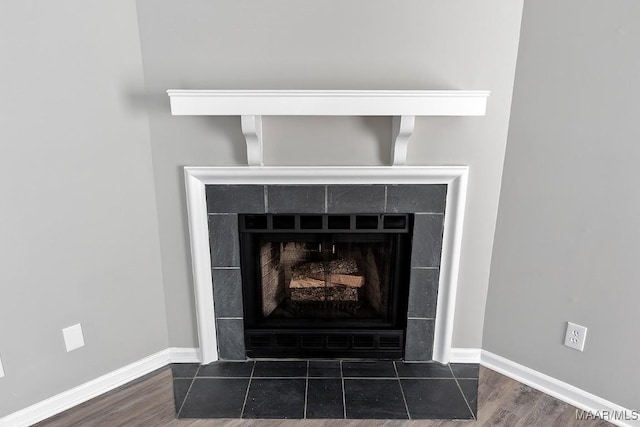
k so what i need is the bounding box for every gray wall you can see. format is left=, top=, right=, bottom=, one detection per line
left=0, top=0, right=168, bottom=417
left=485, top=0, right=640, bottom=410
left=135, top=0, right=524, bottom=350
left=0, top=0, right=527, bottom=418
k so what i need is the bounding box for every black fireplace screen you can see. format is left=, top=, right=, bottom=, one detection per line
left=239, top=214, right=412, bottom=330
left=259, top=236, right=394, bottom=323
left=238, top=214, right=412, bottom=357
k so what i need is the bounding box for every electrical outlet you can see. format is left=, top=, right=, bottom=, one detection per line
left=564, top=322, right=587, bottom=351
left=62, top=323, right=85, bottom=352
left=0, top=353, right=5, bottom=378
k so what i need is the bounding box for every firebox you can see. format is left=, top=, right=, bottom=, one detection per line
left=239, top=213, right=412, bottom=358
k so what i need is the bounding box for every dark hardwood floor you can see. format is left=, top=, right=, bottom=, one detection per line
left=36, top=366, right=613, bottom=427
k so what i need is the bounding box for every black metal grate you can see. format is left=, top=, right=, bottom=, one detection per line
left=249, top=335, right=272, bottom=348
left=352, top=335, right=375, bottom=349
left=240, top=214, right=411, bottom=233
left=379, top=335, right=402, bottom=349
left=275, top=335, right=297, bottom=348
left=245, top=330, right=404, bottom=358
left=301, top=335, right=324, bottom=349
left=327, top=335, right=349, bottom=349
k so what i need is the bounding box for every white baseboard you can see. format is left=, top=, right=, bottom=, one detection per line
left=481, top=350, right=639, bottom=427
left=0, top=347, right=200, bottom=427
left=169, top=347, right=201, bottom=363
left=449, top=347, right=481, bottom=363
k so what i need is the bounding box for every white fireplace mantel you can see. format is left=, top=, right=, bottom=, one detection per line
left=167, top=90, right=490, bottom=166
left=184, top=166, right=468, bottom=364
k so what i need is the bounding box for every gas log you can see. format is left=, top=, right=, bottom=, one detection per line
left=289, top=259, right=364, bottom=302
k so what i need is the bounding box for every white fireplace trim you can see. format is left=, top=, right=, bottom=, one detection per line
left=184, top=166, right=469, bottom=364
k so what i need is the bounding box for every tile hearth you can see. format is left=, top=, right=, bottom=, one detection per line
left=172, top=360, right=478, bottom=420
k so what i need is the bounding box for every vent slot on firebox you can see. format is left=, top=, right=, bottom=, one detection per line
left=241, top=214, right=410, bottom=233
left=244, top=331, right=404, bottom=358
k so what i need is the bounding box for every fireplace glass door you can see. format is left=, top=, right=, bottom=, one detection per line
left=259, top=235, right=394, bottom=325
left=239, top=214, right=412, bottom=358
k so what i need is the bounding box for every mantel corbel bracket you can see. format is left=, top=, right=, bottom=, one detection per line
left=241, top=115, right=263, bottom=166
left=391, top=115, right=415, bottom=166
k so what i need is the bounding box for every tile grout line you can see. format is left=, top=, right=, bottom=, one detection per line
left=247, top=376, right=308, bottom=379
left=192, top=376, right=258, bottom=379
left=396, top=376, right=454, bottom=380
left=303, top=361, right=309, bottom=419
left=176, top=365, right=202, bottom=418
left=384, top=186, right=388, bottom=213
left=264, top=185, right=268, bottom=212
left=182, top=374, right=461, bottom=380
left=449, top=364, right=476, bottom=421
left=394, top=361, right=411, bottom=420
left=324, top=185, right=328, bottom=213
left=340, top=360, right=347, bottom=419
left=341, top=376, right=406, bottom=380
left=240, top=362, right=257, bottom=418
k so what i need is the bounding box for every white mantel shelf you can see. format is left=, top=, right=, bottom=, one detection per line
left=167, top=90, right=489, bottom=116
left=167, top=90, right=490, bottom=165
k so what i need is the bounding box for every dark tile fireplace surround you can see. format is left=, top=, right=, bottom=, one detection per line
left=206, top=184, right=446, bottom=361
left=172, top=183, right=480, bottom=420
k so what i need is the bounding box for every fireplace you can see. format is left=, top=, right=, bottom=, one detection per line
left=239, top=214, right=412, bottom=358
left=173, top=92, right=483, bottom=364
left=193, top=176, right=461, bottom=363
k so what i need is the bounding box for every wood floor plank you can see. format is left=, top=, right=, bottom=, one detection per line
left=35, top=366, right=614, bottom=427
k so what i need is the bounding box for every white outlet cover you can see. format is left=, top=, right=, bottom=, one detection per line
left=62, top=323, right=85, bottom=352
left=0, top=353, right=5, bottom=378
left=564, top=321, right=587, bottom=351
